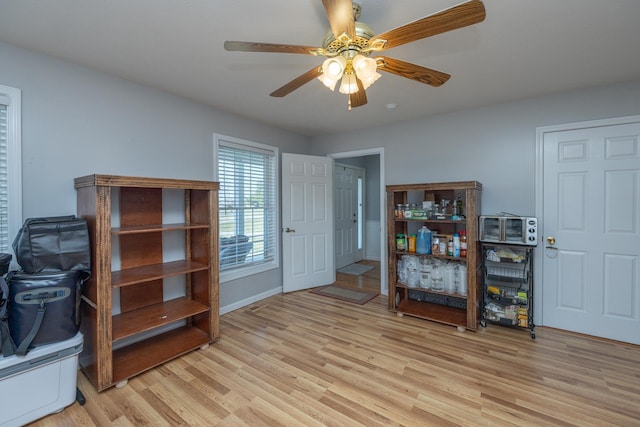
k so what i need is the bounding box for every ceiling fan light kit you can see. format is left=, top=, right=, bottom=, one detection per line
left=224, top=0, right=486, bottom=109
left=318, top=56, right=347, bottom=91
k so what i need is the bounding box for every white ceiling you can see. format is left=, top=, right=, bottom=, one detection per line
left=1, top=0, right=639, bottom=136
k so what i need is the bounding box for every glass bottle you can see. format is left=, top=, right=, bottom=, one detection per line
left=456, top=193, right=464, bottom=217
left=459, top=230, right=467, bottom=257
left=395, top=204, right=403, bottom=218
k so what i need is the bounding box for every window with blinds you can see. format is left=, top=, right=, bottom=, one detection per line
left=0, top=85, right=22, bottom=257
left=216, top=136, right=278, bottom=276
left=0, top=103, right=9, bottom=252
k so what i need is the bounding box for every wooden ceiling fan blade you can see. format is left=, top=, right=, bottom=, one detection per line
left=370, top=0, right=486, bottom=51
left=349, top=77, right=367, bottom=108
left=322, top=0, right=356, bottom=40
left=224, top=41, right=326, bottom=56
left=377, top=57, right=451, bottom=87
left=270, top=66, right=323, bottom=97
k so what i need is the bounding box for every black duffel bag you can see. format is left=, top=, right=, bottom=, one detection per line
left=0, top=253, right=16, bottom=357
left=7, top=270, right=88, bottom=355
left=12, top=215, right=91, bottom=274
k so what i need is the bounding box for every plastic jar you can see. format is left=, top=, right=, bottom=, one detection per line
left=444, top=264, right=456, bottom=293
left=408, top=234, right=417, bottom=252
left=416, top=226, right=432, bottom=254
left=458, top=265, right=468, bottom=296
left=453, top=233, right=461, bottom=257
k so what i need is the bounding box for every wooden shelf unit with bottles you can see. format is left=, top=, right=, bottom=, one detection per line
left=74, top=174, right=219, bottom=391
left=387, top=181, right=482, bottom=330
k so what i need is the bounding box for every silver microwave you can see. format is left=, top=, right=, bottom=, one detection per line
left=479, top=216, right=538, bottom=246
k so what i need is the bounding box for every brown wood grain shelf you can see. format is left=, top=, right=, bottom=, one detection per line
left=112, top=223, right=210, bottom=235
left=74, top=174, right=219, bottom=191
left=112, top=297, right=210, bottom=341
left=386, top=181, right=482, bottom=192
left=111, top=326, right=210, bottom=386
left=111, top=260, right=209, bottom=288
left=394, top=251, right=468, bottom=262
left=395, top=284, right=468, bottom=300
left=395, top=219, right=466, bottom=224
left=397, top=299, right=467, bottom=328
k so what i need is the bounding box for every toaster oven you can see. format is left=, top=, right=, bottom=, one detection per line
left=479, top=215, right=538, bottom=246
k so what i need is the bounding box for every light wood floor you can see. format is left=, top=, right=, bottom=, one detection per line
left=30, top=260, right=640, bottom=426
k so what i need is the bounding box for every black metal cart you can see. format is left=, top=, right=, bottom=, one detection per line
left=480, top=243, right=535, bottom=339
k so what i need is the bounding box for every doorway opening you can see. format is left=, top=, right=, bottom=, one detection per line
left=329, top=147, right=386, bottom=296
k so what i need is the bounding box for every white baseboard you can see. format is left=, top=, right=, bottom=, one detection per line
left=220, top=286, right=283, bottom=315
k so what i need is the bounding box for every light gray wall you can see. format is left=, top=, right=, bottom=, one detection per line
left=312, top=79, right=640, bottom=321
left=0, top=42, right=312, bottom=311
left=4, top=39, right=639, bottom=315
left=311, top=80, right=640, bottom=218
left=363, top=155, right=380, bottom=221
left=363, top=155, right=381, bottom=260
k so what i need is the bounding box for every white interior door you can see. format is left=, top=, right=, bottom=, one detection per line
left=282, top=153, right=335, bottom=292
left=541, top=119, right=640, bottom=344
left=335, top=163, right=364, bottom=269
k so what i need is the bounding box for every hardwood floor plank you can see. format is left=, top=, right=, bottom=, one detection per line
left=26, top=261, right=640, bottom=427
left=319, top=390, right=401, bottom=427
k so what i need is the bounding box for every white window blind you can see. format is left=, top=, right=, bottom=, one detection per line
left=0, top=103, right=9, bottom=252
left=0, top=85, right=22, bottom=258
left=217, top=139, right=277, bottom=273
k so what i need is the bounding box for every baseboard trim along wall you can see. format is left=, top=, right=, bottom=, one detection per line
left=220, top=286, right=283, bottom=315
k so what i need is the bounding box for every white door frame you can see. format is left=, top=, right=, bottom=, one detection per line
left=534, top=114, right=640, bottom=326
left=328, top=147, right=387, bottom=296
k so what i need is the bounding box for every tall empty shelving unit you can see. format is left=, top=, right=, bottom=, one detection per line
left=75, top=174, right=219, bottom=391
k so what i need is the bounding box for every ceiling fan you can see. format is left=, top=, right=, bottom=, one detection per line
left=224, top=0, right=486, bottom=109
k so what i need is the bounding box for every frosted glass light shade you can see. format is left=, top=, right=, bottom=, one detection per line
left=318, top=74, right=339, bottom=91
left=359, top=70, right=381, bottom=90
left=318, top=56, right=347, bottom=91
left=323, top=56, right=346, bottom=79
left=352, top=54, right=381, bottom=90
left=339, top=73, right=359, bottom=94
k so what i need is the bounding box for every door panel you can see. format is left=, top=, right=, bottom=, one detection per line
left=542, top=121, right=640, bottom=344
left=282, top=153, right=334, bottom=292
left=335, top=164, right=364, bottom=269
left=556, top=250, right=586, bottom=311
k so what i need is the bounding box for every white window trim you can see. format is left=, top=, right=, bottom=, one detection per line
left=0, top=84, right=22, bottom=267
left=213, top=133, right=280, bottom=283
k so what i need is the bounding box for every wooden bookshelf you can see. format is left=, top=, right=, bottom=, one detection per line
left=387, top=181, right=482, bottom=330
left=75, top=174, right=219, bottom=391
